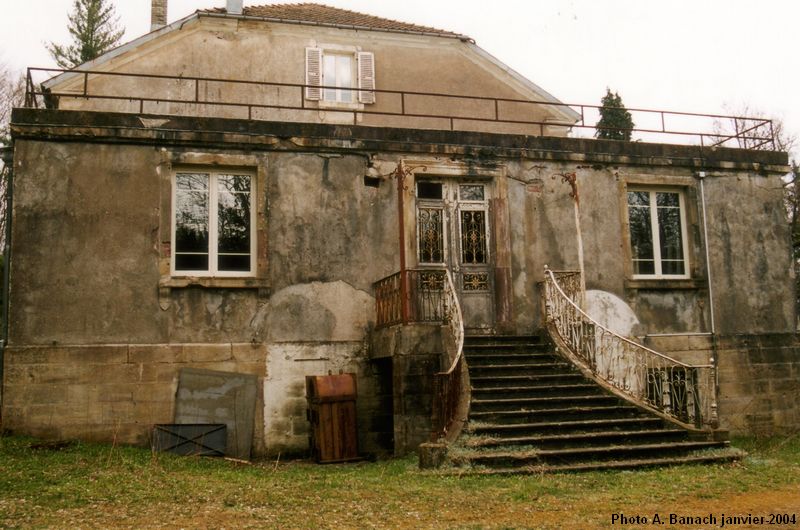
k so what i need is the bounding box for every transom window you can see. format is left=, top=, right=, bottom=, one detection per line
left=172, top=171, right=255, bottom=277
left=627, top=189, right=689, bottom=278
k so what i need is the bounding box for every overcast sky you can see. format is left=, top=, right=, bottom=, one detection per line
left=1, top=0, right=798, bottom=155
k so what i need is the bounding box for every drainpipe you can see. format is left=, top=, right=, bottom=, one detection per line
left=396, top=161, right=410, bottom=324
left=0, top=145, right=14, bottom=413
left=697, top=171, right=719, bottom=427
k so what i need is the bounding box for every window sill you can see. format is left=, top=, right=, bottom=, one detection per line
left=624, top=278, right=706, bottom=290
left=160, top=276, right=270, bottom=293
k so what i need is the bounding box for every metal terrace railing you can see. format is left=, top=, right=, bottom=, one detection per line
left=24, top=67, right=777, bottom=149
left=543, top=267, right=717, bottom=429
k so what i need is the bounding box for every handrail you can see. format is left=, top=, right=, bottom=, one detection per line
left=431, top=269, right=467, bottom=442
left=23, top=66, right=777, bottom=149
left=543, top=266, right=717, bottom=428
left=440, top=270, right=464, bottom=373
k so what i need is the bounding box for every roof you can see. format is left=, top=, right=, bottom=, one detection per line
left=203, top=3, right=469, bottom=39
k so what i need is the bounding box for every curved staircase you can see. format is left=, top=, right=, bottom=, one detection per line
left=455, top=334, right=742, bottom=474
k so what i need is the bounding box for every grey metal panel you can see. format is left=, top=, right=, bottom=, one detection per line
left=174, top=368, right=257, bottom=460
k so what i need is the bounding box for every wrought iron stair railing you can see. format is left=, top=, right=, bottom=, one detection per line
left=543, top=267, right=718, bottom=429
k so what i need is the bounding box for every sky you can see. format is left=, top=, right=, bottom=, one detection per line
left=1, top=0, right=798, bottom=155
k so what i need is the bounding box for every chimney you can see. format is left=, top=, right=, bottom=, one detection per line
left=227, top=0, right=244, bottom=15
left=151, top=0, right=168, bottom=31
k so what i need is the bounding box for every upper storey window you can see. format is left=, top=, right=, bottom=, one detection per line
left=305, top=47, right=375, bottom=105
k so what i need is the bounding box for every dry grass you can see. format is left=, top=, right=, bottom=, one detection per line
left=0, top=434, right=798, bottom=529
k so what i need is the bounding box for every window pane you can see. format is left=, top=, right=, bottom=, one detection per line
left=628, top=191, right=650, bottom=207
left=628, top=205, right=653, bottom=262
left=661, top=260, right=685, bottom=275
left=417, top=181, right=442, bottom=200
left=218, top=254, right=251, bottom=272
left=633, top=260, right=655, bottom=275
left=218, top=175, right=251, bottom=263
left=175, top=173, right=209, bottom=254
left=337, top=55, right=352, bottom=102
left=323, top=55, right=336, bottom=101
left=459, top=185, right=485, bottom=201
left=418, top=208, right=444, bottom=263
left=656, top=192, right=679, bottom=207
left=657, top=204, right=684, bottom=261
left=176, top=253, right=209, bottom=271
left=460, top=210, right=488, bottom=264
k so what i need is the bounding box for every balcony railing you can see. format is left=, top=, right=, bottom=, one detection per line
left=543, top=266, right=717, bottom=429
left=23, top=67, right=777, bottom=149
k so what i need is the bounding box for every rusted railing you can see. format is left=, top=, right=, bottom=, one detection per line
left=374, top=269, right=450, bottom=328
left=543, top=266, right=717, bottom=429
left=23, top=67, right=777, bottom=149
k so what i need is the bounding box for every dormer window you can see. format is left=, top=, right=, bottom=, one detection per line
left=305, top=47, right=375, bottom=105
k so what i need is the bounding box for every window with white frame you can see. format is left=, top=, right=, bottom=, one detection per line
left=305, top=47, right=375, bottom=105
left=172, top=170, right=255, bottom=276
left=627, top=189, right=689, bottom=278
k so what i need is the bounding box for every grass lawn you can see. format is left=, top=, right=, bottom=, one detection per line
left=0, top=434, right=798, bottom=529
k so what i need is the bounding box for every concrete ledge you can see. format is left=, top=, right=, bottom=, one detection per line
left=11, top=109, right=790, bottom=173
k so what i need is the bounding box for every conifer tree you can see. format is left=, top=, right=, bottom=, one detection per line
left=47, top=0, right=124, bottom=69
left=595, top=88, right=634, bottom=141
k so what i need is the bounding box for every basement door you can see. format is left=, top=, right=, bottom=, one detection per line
left=416, top=179, right=494, bottom=332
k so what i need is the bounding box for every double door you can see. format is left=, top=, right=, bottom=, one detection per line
left=415, top=179, right=494, bottom=331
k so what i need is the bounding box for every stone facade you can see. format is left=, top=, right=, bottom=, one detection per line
left=3, top=6, right=798, bottom=457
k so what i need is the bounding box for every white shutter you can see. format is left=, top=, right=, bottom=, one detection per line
left=357, top=51, right=375, bottom=104
left=305, top=47, right=322, bottom=101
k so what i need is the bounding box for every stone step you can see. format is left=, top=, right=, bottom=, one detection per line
left=469, top=416, right=667, bottom=437
left=453, top=451, right=744, bottom=476
left=471, top=394, right=623, bottom=412
left=463, top=440, right=730, bottom=468
left=468, top=362, right=574, bottom=377
left=471, top=383, right=606, bottom=400
left=466, top=353, right=560, bottom=366
left=464, top=335, right=544, bottom=346
left=470, top=373, right=586, bottom=388
left=466, top=428, right=689, bottom=450
left=470, top=404, right=648, bottom=424
left=463, top=343, right=552, bottom=354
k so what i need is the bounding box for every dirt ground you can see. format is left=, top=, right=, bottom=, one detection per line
left=22, top=483, right=798, bottom=530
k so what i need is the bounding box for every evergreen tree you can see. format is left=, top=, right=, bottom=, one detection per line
left=595, top=88, right=634, bottom=141
left=47, top=0, right=125, bottom=69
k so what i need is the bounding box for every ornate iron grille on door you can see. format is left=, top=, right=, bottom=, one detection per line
left=460, top=210, right=487, bottom=264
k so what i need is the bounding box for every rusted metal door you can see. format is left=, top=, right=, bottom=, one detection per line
left=415, top=179, right=495, bottom=332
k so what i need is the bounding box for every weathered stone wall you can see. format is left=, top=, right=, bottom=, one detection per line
left=645, top=334, right=800, bottom=434
left=2, top=343, right=267, bottom=452
left=5, top=111, right=796, bottom=452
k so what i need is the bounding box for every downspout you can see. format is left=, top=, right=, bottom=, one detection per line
left=0, top=145, right=14, bottom=413
left=396, top=161, right=410, bottom=324
left=697, top=171, right=719, bottom=427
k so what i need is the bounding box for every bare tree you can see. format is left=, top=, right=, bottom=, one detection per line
left=712, top=103, right=796, bottom=152
left=1, top=63, right=25, bottom=147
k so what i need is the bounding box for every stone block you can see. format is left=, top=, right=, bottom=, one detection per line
left=180, top=343, right=233, bottom=363
left=232, top=343, right=267, bottom=362
left=89, top=363, right=142, bottom=384
left=132, top=382, right=176, bottom=403
left=2, top=384, right=68, bottom=406
left=418, top=442, right=448, bottom=469
left=64, top=345, right=129, bottom=364
left=687, top=335, right=713, bottom=351
left=129, top=344, right=182, bottom=363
